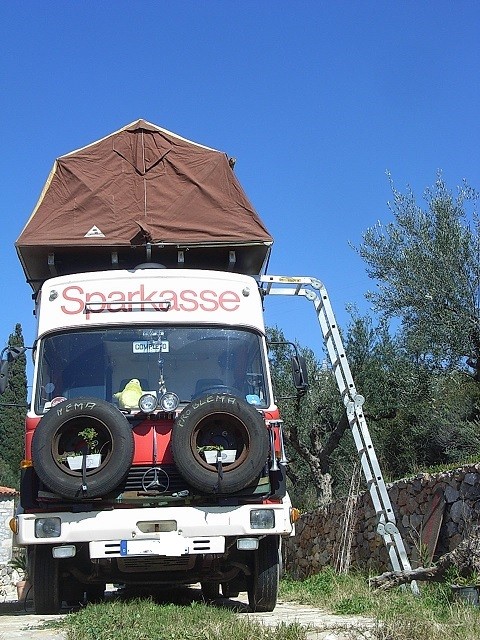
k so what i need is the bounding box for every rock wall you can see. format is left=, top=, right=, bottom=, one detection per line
left=284, top=463, right=480, bottom=579
left=0, top=496, right=14, bottom=565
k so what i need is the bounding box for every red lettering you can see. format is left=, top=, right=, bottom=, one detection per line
left=61, top=286, right=84, bottom=315
left=219, top=290, right=240, bottom=311
left=159, top=290, right=179, bottom=311
left=179, top=290, right=198, bottom=312
left=199, top=290, right=218, bottom=312
left=107, top=291, right=127, bottom=312
left=59, top=284, right=242, bottom=319
left=140, top=284, right=156, bottom=310
left=127, top=287, right=142, bottom=312
left=85, top=291, right=106, bottom=320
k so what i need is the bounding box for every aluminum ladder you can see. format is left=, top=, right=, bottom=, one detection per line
left=259, top=274, right=418, bottom=592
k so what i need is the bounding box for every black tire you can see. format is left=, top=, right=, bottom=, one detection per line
left=201, top=581, right=220, bottom=600
left=32, top=398, right=134, bottom=499
left=61, top=577, right=85, bottom=607
left=247, top=536, right=280, bottom=612
left=33, top=545, right=61, bottom=614
left=172, top=393, right=269, bottom=494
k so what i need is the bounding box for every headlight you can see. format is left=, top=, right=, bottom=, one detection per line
left=250, top=509, right=275, bottom=529
left=139, top=393, right=158, bottom=413
left=35, top=517, right=61, bottom=538
left=159, top=392, right=179, bottom=412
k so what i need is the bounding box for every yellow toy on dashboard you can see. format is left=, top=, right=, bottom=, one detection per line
left=114, top=378, right=144, bottom=409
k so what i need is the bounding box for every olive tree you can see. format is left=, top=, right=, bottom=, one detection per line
left=358, top=174, right=480, bottom=379
left=267, top=326, right=352, bottom=508
left=344, top=310, right=480, bottom=479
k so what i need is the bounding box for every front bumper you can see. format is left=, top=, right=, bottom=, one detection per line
left=15, top=502, right=294, bottom=558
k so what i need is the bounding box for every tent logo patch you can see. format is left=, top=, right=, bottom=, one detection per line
left=85, top=225, right=105, bottom=238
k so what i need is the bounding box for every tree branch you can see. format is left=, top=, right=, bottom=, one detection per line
left=370, top=529, right=480, bottom=590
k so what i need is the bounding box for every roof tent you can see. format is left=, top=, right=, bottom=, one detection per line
left=16, top=120, right=273, bottom=290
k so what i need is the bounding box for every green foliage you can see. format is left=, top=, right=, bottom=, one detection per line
left=267, top=174, right=480, bottom=496
left=358, top=173, right=480, bottom=378
left=281, top=567, right=338, bottom=599
left=333, top=595, right=371, bottom=615
left=344, top=301, right=480, bottom=480
left=9, top=549, right=28, bottom=579
left=0, top=324, right=27, bottom=489
left=267, top=326, right=348, bottom=508
left=0, top=457, right=20, bottom=489
left=78, top=427, right=99, bottom=454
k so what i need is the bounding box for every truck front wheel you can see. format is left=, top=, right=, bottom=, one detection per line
left=32, top=545, right=61, bottom=614
left=247, top=536, right=280, bottom=612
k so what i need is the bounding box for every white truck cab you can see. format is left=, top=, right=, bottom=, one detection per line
left=14, top=268, right=299, bottom=613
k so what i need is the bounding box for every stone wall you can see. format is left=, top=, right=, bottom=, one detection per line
left=0, top=490, right=17, bottom=592
left=284, top=463, right=480, bottom=579
left=0, top=495, right=15, bottom=565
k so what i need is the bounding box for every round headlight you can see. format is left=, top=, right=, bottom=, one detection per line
left=139, top=393, right=158, bottom=413
left=159, top=392, right=179, bottom=412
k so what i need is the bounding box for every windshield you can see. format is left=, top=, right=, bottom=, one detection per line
left=35, top=326, right=269, bottom=413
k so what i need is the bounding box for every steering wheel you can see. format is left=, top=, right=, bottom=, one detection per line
left=194, top=385, right=238, bottom=398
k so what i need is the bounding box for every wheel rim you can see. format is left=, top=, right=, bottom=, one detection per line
left=52, top=415, right=114, bottom=476
left=190, top=411, right=251, bottom=471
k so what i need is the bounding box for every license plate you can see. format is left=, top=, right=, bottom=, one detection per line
left=120, top=537, right=187, bottom=557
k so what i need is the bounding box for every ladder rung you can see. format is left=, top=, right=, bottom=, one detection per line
left=324, top=327, right=333, bottom=340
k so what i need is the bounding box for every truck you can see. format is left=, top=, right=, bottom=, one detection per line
left=3, top=120, right=416, bottom=614
left=4, top=120, right=308, bottom=614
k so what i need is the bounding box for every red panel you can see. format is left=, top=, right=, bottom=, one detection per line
left=25, top=416, right=40, bottom=460
left=132, top=419, right=174, bottom=464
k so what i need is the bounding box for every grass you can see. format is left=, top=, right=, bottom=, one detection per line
left=280, top=568, right=480, bottom=640
left=60, top=597, right=308, bottom=640
left=54, top=570, right=480, bottom=640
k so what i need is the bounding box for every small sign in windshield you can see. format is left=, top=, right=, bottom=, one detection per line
left=132, top=341, right=169, bottom=354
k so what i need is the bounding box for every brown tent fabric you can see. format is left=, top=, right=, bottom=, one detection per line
left=16, top=120, right=273, bottom=289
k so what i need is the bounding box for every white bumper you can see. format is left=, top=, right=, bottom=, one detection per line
left=16, top=502, right=293, bottom=558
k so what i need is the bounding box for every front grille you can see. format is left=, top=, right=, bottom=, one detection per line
left=117, top=556, right=195, bottom=573
left=122, top=465, right=190, bottom=495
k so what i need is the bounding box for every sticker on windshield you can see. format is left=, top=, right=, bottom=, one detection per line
left=133, top=341, right=169, bottom=354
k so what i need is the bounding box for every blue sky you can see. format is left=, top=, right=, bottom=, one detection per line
left=2, top=1, right=479, bottom=389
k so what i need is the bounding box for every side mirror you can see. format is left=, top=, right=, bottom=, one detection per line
left=291, top=354, right=309, bottom=395
left=0, top=346, right=26, bottom=395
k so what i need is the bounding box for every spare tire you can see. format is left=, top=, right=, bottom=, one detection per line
left=32, top=398, right=134, bottom=499
left=172, top=393, right=269, bottom=494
